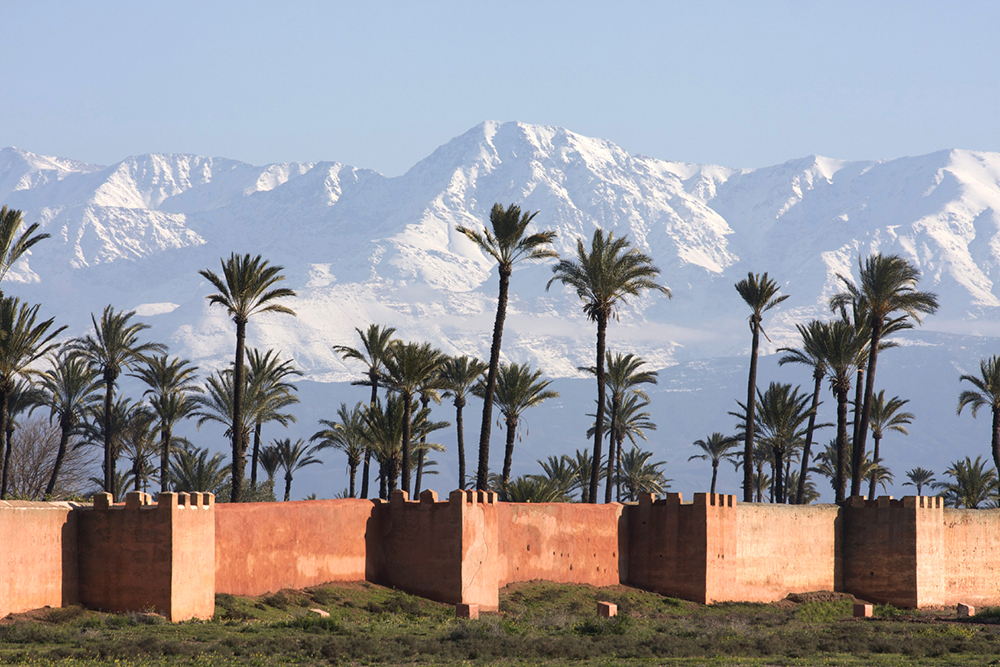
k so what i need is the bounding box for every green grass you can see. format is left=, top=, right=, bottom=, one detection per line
left=2, top=582, right=1000, bottom=665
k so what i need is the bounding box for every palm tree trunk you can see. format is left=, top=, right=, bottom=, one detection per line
left=604, top=399, right=619, bottom=503
left=102, top=374, right=115, bottom=497
left=414, top=451, right=424, bottom=496
left=502, top=416, right=517, bottom=491
left=283, top=473, right=292, bottom=501
left=835, top=387, right=849, bottom=503
left=477, top=267, right=511, bottom=491
left=590, top=315, right=608, bottom=504
left=616, top=435, right=624, bottom=502
left=769, top=457, right=776, bottom=503
left=993, top=407, right=1000, bottom=475
left=349, top=462, right=357, bottom=498
left=773, top=447, right=783, bottom=504
left=360, top=377, right=378, bottom=499
left=743, top=316, right=761, bottom=503
left=710, top=461, right=718, bottom=495
left=132, top=454, right=141, bottom=492
left=250, top=422, right=262, bottom=489
left=455, top=397, right=466, bottom=489
left=854, top=320, right=882, bottom=497
left=868, top=433, right=882, bottom=500
left=231, top=319, right=247, bottom=503
left=0, top=389, right=9, bottom=499
left=401, top=393, right=413, bottom=495
left=850, top=367, right=865, bottom=495
left=796, top=370, right=823, bottom=504
left=46, top=421, right=72, bottom=498
left=379, top=460, right=387, bottom=498
left=160, top=428, right=170, bottom=493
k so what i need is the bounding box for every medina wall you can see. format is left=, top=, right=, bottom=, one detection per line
left=0, top=501, right=79, bottom=618
left=497, top=501, right=625, bottom=588
left=940, top=507, right=1000, bottom=607
left=731, top=503, right=840, bottom=602
left=215, top=498, right=379, bottom=597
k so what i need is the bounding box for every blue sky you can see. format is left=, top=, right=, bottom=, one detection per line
left=2, top=1, right=998, bottom=175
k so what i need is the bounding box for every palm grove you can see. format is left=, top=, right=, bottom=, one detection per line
left=0, top=200, right=995, bottom=508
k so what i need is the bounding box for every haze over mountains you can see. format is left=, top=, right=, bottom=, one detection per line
left=3, top=121, right=1000, bottom=500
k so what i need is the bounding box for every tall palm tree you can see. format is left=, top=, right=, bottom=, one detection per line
left=867, top=390, right=913, bottom=500
left=778, top=320, right=829, bottom=504
left=0, top=205, right=50, bottom=295
left=69, top=305, right=164, bottom=496
left=37, top=352, right=102, bottom=497
left=439, top=354, right=487, bottom=489
left=361, top=395, right=407, bottom=496
left=456, top=204, right=558, bottom=491
left=958, top=356, right=1000, bottom=473
left=618, top=448, right=671, bottom=501
left=199, top=253, right=296, bottom=502
left=245, top=348, right=301, bottom=489
left=734, top=272, right=789, bottom=503
left=273, top=437, right=322, bottom=501
left=378, top=341, right=446, bottom=495
left=548, top=229, right=670, bottom=502
left=809, top=318, right=867, bottom=502
left=580, top=351, right=658, bottom=502
left=473, top=361, right=558, bottom=491
left=831, top=254, right=938, bottom=496
left=311, top=402, right=367, bottom=498
left=934, top=456, right=998, bottom=509
left=131, top=354, right=202, bottom=493
left=332, top=324, right=397, bottom=498
left=0, top=297, right=65, bottom=498
left=903, top=467, right=936, bottom=496
left=689, top=432, right=740, bottom=495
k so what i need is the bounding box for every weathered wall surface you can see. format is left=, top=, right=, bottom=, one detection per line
left=731, top=503, right=839, bottom=602
left=941, top=507, right=1000, bottom=606
left=498, top=501, right=624, bottom=588
left=165, top=493, right=216, bottom=621
left=0, top=501, right=79, bottom=618
left=215, top=498, right=378, bottom=597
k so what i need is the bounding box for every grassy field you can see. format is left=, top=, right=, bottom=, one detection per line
left=1, top=581, right=999, bottom=666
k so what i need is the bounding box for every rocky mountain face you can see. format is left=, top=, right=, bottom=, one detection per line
left=3, top=122, right=1000, bottom=499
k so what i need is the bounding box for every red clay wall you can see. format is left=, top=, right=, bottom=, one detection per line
left=215, top=498, right=378, bottom=597
left=625, top=493, right=736, bottom=604
left=498, top=502, right=624, bottom=588
left=940, top=507, right=1000, bottom=607
left=78, top=492, right=215, bottom=621
left=0, top=501, right=79, bottom=618
left=730, top=503, right=840, bottom=602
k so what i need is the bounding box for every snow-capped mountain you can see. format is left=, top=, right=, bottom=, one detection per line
left=3, top=121, right=1000, bottom=500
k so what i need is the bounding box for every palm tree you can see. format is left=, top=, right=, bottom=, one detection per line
left=810, top=440, right=891, bottom=499
left=535, top=455, right=578, bottom=500
left=332, top=324, right=397, bottom=498
left=36, top=352, right=102, bottom=497
left=170, top=442, right=230, bottom=495
left=361, top=395, right=408, bottom=496
left=245, top=348, right=301, bottom=489
left=867, top=390, right=913, bottom=500
left=119, top=405, right=158, bottom=493
left=809, top=318, right=867, bottom=502
left=934, top=456, right=998, bottom=509
left=752, top=382, right=815, bottom=504
left=831, top=254, right=938, bottom=496
left=273, top=437, right=322, bottom=501
left=131, top=354, right=201, bottom=493
left=734, top=272, right=789, bottom=503
left=778, top=320, right=829, bottom=504
left=506, top=475, right=569, bottom=503
left=0, top=205, right=50, bottom=294
left=958, top=356, right=1000, bottom=473
left=580, top=352, right=658, bottom=502
left=199, top=253, right=296, bottom=502
left=259, top=444, right=281, bottom=485
left=587, top=392, right=658, bottom=501
left=569, top=448, right=597, bottom=503
left=78, top=395, right=141, bottom=490
left=689, top=432, right=740, bottom=495
left=618, top=448, right=670, bottom=501
left=69, top=305, right=164, bottom=496
left=311, top=402, right=367, bottom=498
left=439, top=355, right=487, bottom=489
left=457, top=203, right=558, bottom=491
left=378, top=341, right=446, bottom=495
left=548, top=229, right=670, bottom=503
left=0, top=297, right=65, bottom=498
left=410, top=407, right=448, bottom=497
left=473, top=361, right=558, bottom=491
left=903, top=467, right=936, bottom=495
